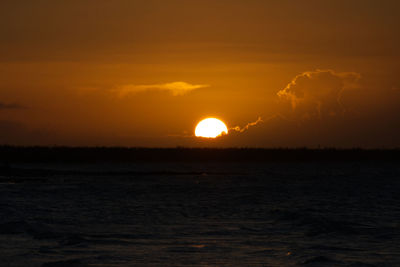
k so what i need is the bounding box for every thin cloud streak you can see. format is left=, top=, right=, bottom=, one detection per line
left=230, top=116, right=263, bottom=133
left=114, top=82, right=209, bottom=97
left=0, top=102, right=26, bottom=110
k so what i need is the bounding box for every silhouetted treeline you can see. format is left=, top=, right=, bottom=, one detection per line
left=0, top=146, right=400, bottom=163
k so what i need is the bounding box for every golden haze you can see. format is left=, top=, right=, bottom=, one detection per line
left=0, top=1, right=400, bottom=147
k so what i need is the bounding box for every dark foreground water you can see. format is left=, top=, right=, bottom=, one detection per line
left=0, top=162, right=399, bottom=266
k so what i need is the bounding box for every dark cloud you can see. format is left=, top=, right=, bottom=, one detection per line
left=277, top=70, right=360, bottom=119
left=187, top=70, right=400, bottom=148
left=271, top=70, right=400, bottom=147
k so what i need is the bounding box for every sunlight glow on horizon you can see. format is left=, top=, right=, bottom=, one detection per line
left=195, top=118, right=228, bottom=138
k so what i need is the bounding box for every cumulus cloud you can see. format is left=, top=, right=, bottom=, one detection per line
left=230, top=116, right=263, bottom=133
left=277, top=70, right=360, bottom=119
left=114, top=81, right=209, bottom=97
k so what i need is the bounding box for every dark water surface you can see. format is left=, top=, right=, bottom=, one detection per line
left=0, top=162, right=399, bottom=266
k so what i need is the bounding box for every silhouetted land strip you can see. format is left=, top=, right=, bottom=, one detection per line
left=0, top=167, right=230, bottom=180
left=1, top=146, right=400, bottom=163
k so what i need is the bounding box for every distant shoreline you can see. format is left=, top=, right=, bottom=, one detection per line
left=1, top=146, right=399, bottom=163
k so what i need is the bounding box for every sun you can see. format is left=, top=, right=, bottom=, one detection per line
left=195, top=118, right=228, bottom=138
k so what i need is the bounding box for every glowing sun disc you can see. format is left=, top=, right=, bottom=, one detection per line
left=195, top=118, right=228, bottom=138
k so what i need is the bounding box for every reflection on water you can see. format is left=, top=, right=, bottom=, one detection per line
left=0, top=162, right=399, bottom=266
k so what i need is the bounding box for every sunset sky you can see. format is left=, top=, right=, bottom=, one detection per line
left=1, top=0, right=399, bottom=147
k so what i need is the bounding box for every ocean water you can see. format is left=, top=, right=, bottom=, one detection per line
left=0, top=162, right=399, bottom=266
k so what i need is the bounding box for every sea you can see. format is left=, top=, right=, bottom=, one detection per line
left=0, top=161, right=399, bottom=266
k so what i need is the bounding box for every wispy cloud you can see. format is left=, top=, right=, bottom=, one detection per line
left=114, top=81, right=209, bottom=97
left=230, top=116, right=263, bottom=133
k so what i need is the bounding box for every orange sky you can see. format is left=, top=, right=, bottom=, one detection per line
left=1, top=0, right=400, bottom=147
